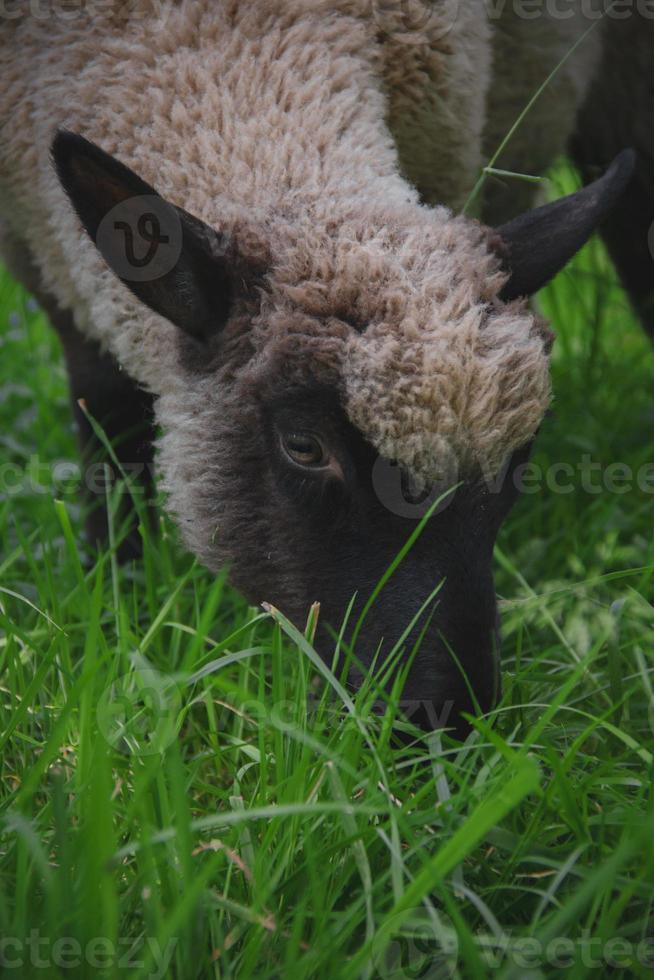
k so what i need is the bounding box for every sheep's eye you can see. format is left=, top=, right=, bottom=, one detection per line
left=281, top=431, right=327, bottom=468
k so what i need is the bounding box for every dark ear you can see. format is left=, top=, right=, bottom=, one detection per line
left=52, top=130, right=233, bottom=341
left=497, top=149, right=636, bottom=302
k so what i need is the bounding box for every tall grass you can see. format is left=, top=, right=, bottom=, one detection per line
left=0, top=165, right=653, bottom=978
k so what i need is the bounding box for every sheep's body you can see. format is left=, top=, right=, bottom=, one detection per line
left=0, top=1, right=651, bottom=731
left=0, top=3, right=602, bottom=248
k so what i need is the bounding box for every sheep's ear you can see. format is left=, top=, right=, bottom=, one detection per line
left=52, top=130, right=232, bottom=341
left=497, top=149, right=636, bottom=302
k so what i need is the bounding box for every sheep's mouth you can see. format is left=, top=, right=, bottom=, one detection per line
left=346, top=642, right=501, bottom=741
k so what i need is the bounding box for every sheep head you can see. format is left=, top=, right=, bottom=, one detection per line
left=52, top=131, right=633, bottom=737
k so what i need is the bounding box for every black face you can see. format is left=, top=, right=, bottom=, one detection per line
left=246, top=384, right=532, bottom=740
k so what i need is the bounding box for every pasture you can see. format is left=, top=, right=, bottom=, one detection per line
left=0, top=165, right=653, bottom=978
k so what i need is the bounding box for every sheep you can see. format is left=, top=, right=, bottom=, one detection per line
left=0, top=1, right=650, bottom=736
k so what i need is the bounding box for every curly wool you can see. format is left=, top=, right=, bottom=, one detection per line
left=259, top=210, right=552, bottom=488
left=0, top=0, right=596, bottom=526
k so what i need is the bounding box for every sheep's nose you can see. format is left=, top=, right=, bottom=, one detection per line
left=394, top=632, right=501, bottom=738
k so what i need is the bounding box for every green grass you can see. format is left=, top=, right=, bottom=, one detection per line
left=1, top=164, right=653, bottom=979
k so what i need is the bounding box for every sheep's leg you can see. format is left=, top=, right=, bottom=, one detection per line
left=1, top=228, right=155, bottom=558
left=569, top=18, right=654, bottom=337
left=55, top=312, right=156, bottom=560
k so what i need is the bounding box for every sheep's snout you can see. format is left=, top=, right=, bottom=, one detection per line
left=316, top=558, right=501, bottom=742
